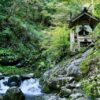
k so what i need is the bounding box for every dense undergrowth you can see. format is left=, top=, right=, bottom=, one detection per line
left=0, top=0, right=100, bottom=76
left=80, top=39, right=100, bottom=99
left=0, top=1, right=100, bottom=100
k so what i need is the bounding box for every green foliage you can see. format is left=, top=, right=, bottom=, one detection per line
left=95, top=24, right=100, bottom=38
left=80, top=56, right=90, bottom=75
left=0, top=65, right=32, bottom=75
left=51, top=26, right=69, bottom=50
left=42, top=26, right=70, bottom=63
left=0, top=0, right=100, bottom=75
left=42, top=84, right=51, bottom=93
left=80, top=42, right=100, bottom=75
left=0, top=49, right=14, bottom=55
left=81, top=39, right=100, bottom=99
left=82, top=79, right=98, bottom=98
left=94, top=3, right=100, bottom=17
left=0, top=49, right=20, bottom=68
left=0, top=0, right=13, bottom=15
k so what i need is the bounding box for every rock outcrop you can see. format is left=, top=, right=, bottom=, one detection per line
left=42, top=49, right=92, bottom=99
left=3, top=86, right=25, bottom=100
left=43, top=94, right=66, bottom=100
left=0, top=95, right=3, bottom=100
left=7, top=76, right=21, bottom=87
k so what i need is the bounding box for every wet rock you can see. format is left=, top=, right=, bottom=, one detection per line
left=76, top=97, right=88, bottom=100
left=43, top=95, right=66, bottom=100
left=47, top=96, right=60, bottom=100
left=65, top=82, right=81, bottom=90
left=3, top=87, right=25, bottom=100
left=20, top=73, right=34, bottom=81
left=61, top=87, right=72, bottom=97
left=47, top=77, right=59, bottom=89
left=65, top=83, right=76, bottom=89
left=58, top=76, right=74, bottom=83
left=3, top=81, right=8, bottom=86
left=47, top=76, right=68, bottom=89
left=8, top=76, right=21, bottom=87
left=43, top=65, right=65, bottom=81
left=73, top=89, right=81, bottom=93
left=76, top=83, right=81, bottom=88
left=43, top=70, right=53, bottom=82
left=10, top=82, right=18, bottom=87
left=67, top=65, right=81, bottom=79
left=0, top=95, right=3, bottom=100
left=70, top=93, right=83, bottom=99
left=0, top=76, right=4, bottom=80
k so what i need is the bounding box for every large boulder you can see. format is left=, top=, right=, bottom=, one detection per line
left=0, top=95, right=3, bottom=100
left=3, top=87, right=25, bottom=100
left=7, top=76, right=21, bottom=87
left=60, top=87, right=72, bottom=97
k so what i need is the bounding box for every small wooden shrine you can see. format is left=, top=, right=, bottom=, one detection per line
left=69, top=7, right=100, bottom=51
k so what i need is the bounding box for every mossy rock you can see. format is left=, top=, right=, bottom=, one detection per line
left=80, top=62, right=89, bottom=75
left=3, top=87, right=25, bottom=100
left=34, top=69, right=42, bottom=78
left=80, top=46, right=100, bottom=75
left=42, top=84, right=51, bottom=93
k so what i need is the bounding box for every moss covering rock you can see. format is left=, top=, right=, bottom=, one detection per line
left=3, top=87, right=25, bottom=100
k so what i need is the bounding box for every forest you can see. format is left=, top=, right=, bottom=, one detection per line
left=0, top=0, right=100, bottom=100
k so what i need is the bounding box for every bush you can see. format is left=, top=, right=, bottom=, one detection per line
left=82, top=79, right=99, bottom=99
left=42, top=26, right=70, bottom=63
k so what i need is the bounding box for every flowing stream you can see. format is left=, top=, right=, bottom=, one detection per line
left=0, top=49, right=92, bottom=100
left=0, top=77, right=44, bottom=100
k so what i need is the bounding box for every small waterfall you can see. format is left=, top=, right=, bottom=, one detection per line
left=0, top=49, right=92, bottom=100
left=20, top=78, right=42, bottom=96
left=0, top=77, right=9, bottom=94
left=0, top=77, right=43, bottom=100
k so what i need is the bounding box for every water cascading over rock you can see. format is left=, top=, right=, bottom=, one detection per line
left=0, top=77, right=43, bottom=100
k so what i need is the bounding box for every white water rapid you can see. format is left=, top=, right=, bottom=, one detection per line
left=0, top=77, right=43, bottom=99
